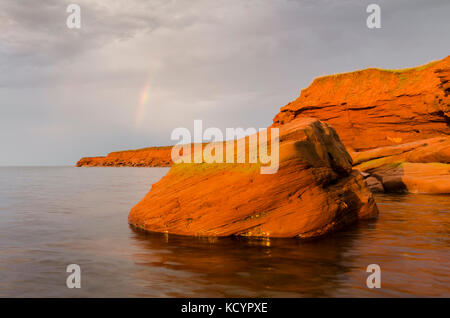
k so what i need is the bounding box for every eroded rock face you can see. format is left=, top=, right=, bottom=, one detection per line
left=272, top=56, right=450, bottom=152
left=351, top=137, right=450, bottom=169
left=272, top=56, right=450, bottom=194
left=76, top=146, right=173, bottom=167
left=351, top=137, right=450, bottom=193
left=368, top=163, right=450, bottom=194
left=128, top=118, right=378, bottom=238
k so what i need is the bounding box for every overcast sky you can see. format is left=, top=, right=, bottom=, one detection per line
left=0, top=0, right=449, bottom=165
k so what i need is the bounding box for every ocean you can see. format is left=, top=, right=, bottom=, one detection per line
left=0, top=167, right=448, bottom=297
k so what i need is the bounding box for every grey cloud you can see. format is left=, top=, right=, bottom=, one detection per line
left=0, top=0, right=449, bottom=165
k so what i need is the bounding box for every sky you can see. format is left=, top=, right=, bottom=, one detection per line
left=0, top=0, right=449, bottom=165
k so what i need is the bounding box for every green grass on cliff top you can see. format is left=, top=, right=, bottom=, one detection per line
left=111, top=145, right=173, bottom=153
left=314, top=59, right=440, bottom=82
left=381, top=60, right=439, bottom=73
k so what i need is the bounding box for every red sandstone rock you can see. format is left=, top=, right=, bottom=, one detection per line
left=350, top=137, right=450, bottom=194
left=364, top=176, right=385, bottom=193
left=272, top=56, right=450, bottom=152
left=369, top=162, right=450, bottom=194
left=128, top=118, right=378, bottom=238
left=271, top=56, right=450, bottom=194
left=351, top=136, right=450, bottom=170
left=76, top=146, right=173, bottom=167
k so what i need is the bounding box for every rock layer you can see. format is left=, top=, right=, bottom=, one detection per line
left=367, top=162, right=450, bottom=194
left=272, top=56, right=450, bottom=193
left=76, top=146, right=173, bottom=167
left=273, top=56, right=449, bottom=151
left=351, top=137, right=450, bottom=169
left=351, top=136, right=450, bottom=193
left=128, top=118, right=378, bottom=238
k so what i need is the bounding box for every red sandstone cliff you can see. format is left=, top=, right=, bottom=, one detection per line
left=76, top=146, right=173, bottom=167
left=272, top=56, right=450, bottom=151
left=271, top=56, right=450, bottom=194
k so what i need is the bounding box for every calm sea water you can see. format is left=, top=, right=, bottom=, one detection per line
left=0, top=167, right=448, bottom=297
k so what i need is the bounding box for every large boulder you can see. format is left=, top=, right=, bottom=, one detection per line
left=128, top=118, right=378, bottom=238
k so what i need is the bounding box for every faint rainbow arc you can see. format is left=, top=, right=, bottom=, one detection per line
left=136, top=82, right=151, bottom=129
left=135, top=64, right=161, bottom=129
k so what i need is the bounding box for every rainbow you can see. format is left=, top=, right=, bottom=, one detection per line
left=136, top=82, right=151, bottom=128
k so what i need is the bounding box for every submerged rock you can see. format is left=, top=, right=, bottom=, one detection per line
left=128, top=118, right=378, bottom=238
left=364, top=176, right=385, bottom=193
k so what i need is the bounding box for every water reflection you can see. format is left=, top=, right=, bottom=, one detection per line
left=127, top=223, right=366, bottom=297
left=126, top=193, right=449, bottom=297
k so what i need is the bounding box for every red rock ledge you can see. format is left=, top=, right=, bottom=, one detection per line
left=128, top=118, right=378, bottom=238
left=76, top=146, right=173, bottom=167
left=272, top=56, right=449, bottom=151
left=272, top=56, right=450, bottom=193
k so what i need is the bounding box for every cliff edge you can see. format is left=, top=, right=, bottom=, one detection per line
left=272, top=56, right=450, bottom=193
